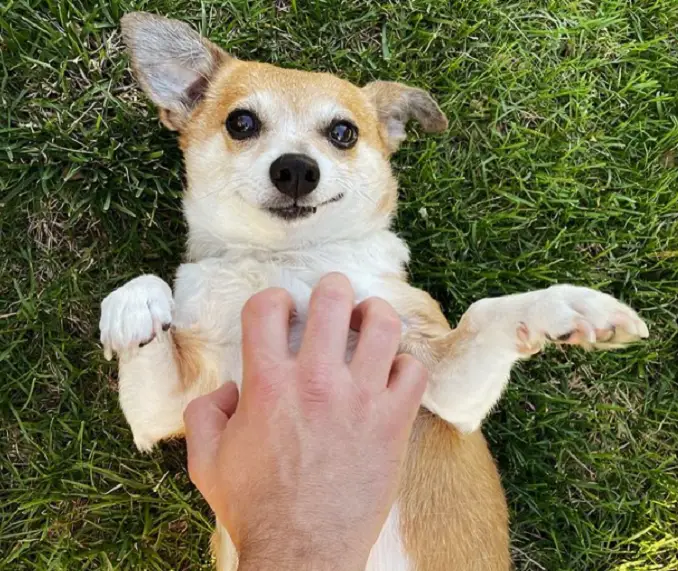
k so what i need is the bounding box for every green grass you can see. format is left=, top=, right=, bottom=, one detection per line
left=1, top=0, right=677, bottom=569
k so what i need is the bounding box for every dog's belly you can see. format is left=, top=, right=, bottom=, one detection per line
left=173, top=257, right=375, bottom=389
left=174, top=256, right=386, bottom=332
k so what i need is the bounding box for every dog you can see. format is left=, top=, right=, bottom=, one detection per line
left=100, top=12, right=649, bottom=570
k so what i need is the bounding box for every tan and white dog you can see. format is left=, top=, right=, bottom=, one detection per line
left=100, top=12, right=649, bottom=571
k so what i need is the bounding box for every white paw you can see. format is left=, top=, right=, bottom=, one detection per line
left=518, top=285, right=649, bottom=354
left=99, top=275, right=174, bottom=360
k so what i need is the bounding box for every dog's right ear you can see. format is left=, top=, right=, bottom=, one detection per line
left=120, top=12, right=231, bottom=130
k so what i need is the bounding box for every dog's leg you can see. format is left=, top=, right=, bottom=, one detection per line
left=385, top=282, right=649, bottom=433
left=100, top=275, right=219, bottom=451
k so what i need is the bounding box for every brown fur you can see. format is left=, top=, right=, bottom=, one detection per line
left=383, top=276, right=459, bottom=367
left=384, top=279, right=510, bottom=569
left=400, top=412, right=510, bottom=571
left=180, top=60, right=390, bottom=157
left=171, top=328, right=220, bottom=394
left=376, top=180, right=399, bottom=218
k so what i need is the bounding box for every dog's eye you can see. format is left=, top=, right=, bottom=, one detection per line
left=328, top=120, right=358, bottom=149
left=225, top=110, right=260, bottom=140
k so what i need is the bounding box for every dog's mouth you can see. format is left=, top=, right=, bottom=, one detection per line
left=267, top=193, right=344, bottom=221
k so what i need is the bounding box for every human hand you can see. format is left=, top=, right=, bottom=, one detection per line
left=183, top=273, right=427, bottom=571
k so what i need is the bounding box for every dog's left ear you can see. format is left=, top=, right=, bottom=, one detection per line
left=363, top=81, right=448, bottom=153
left=121, top=12, right=231, bottom=130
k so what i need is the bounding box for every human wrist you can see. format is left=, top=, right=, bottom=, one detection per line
left=238, top=554, right=362, bottom=571
left=239, top=559, right=364, bottom=571
left=237, top=536, right=369, bottom=571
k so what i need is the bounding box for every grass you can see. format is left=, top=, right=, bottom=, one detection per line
left=1, top=0, right=677, bottom=569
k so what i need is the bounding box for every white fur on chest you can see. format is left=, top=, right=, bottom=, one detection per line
left=172, top=231, right=409, bottom=387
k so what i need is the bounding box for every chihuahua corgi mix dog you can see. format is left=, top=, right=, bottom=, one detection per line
left=100, top=12, right=649, bottom=571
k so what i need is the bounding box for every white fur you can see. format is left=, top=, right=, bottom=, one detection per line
left=99, top=275, right=173, bottom=361
left=366, top=506, right=412, bottom=571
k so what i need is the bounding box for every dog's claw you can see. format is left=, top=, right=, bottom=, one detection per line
left=138, top=333, right=157, bottom=348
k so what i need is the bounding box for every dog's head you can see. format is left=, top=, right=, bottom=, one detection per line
left=121, top=12, right=447, bottom=253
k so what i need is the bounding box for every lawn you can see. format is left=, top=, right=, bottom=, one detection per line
left=1, top=0, right=677, bottom=569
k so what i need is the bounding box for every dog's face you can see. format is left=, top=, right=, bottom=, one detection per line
left=121, top=13, right=447, bottom=251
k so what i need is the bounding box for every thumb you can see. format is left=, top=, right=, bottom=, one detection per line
left=184, top=382, right=240, bottom=490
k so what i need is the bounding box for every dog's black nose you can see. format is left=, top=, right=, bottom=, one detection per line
left=270, top=154, right=320, bottom=199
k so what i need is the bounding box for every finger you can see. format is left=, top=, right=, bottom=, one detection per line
left=299, top=273, right=354, bottom=364
left=242, top=288, right=295, bottom=375
left=385, top=353, right=427, bottom=422
left=349, top=297, right=402, bottom=391
left=184, top=382, right=240, bottom=490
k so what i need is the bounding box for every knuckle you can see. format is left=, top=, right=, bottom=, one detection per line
left=365, top=298, right=401, bottom=335
left=299, top=362, right=336, bottom=405
left=299, top=382, right=333, bottom=408
left=249, top=367, right=284, bottom=401
left=306, top=360, right=336, bottom=385
left=350, top=386, right=375, bottom=420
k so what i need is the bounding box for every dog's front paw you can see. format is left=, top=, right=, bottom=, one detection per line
left=517, top=285, right=649, bottom=355
left=99, top=275, right=174, bottom=360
